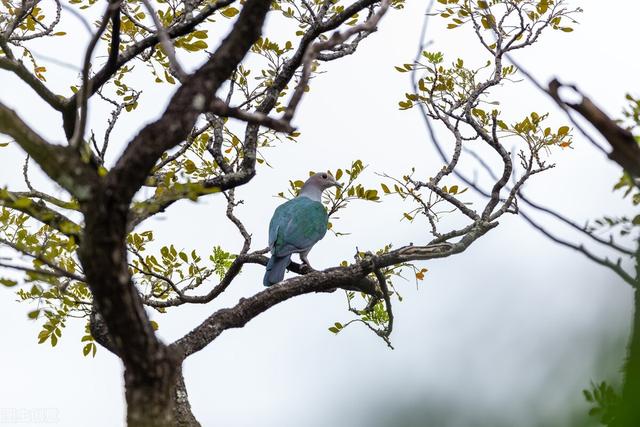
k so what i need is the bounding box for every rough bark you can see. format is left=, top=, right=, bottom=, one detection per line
left=548, top=79, right=640, bottom=178
left=91, top=309, right=200, bottom=425
left=124, top=354, right=179, bottom=427
left=75, top=1, right=273, bottom=422
left=173, top=366, right=201, bottom=427
left=79, top=187, right=177, bottom=424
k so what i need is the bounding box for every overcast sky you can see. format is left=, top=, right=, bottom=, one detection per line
left=1, top=1, right=639, bottom=426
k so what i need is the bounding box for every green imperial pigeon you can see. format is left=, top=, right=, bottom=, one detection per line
left=263, top=172, right=341, bottom=286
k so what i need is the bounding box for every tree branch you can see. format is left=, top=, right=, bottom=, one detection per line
left=0, top=102, right=97, bottom=201
left=0, top=56, right=66, bottom=112
left=171, top=228, right=492, bottom=360
left=108, top=0, right=272, bottom=206
left=0, top=189, right=81, bottom=241
left=519, top=209, right=636, bottom=287
left=70, top=0, right=122, bottom=147
left=548, top=79, right=640, bottom=177
left=0, top=237, right=85, bottom=282
left=282, top=0, right=390, bottom=122
left=65, top=0, right=237, bottom=122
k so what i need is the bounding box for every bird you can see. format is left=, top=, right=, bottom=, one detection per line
left=263, top=172, right=341, bottom=286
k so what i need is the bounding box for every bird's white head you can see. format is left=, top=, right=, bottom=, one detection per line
left=298, top=172, right=341, bottom=201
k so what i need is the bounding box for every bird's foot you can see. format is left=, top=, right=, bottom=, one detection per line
left=300, top=254, right=315, bottom=272
left=300, top=262, right=316, bottom=274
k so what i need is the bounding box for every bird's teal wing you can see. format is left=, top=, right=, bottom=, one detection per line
left=268, top=196, right=328, bottom=257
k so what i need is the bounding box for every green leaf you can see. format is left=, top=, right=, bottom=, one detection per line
left=0, top=278, right=17, bottom=287
left=192, top=30, right=208, bottom=39
left=184, top=159, right=196, bottom=173
left=83, top=343, right=92, bottom=356
left=190, top=40, right=208, bottom=50
left=536, top=0, right=549, bottom=14
left=221, top=7, right=239, bottom=17
left=481, top=14, right=495, bottom=30
left=28, top=309, right=40, bottom=319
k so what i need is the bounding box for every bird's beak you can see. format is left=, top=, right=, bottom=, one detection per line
left=331, top=177, right=342, bottom=188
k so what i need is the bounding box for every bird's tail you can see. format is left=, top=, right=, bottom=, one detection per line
left=263, top=254, right=292, bottom=286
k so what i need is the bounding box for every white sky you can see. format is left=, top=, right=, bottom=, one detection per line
left=1, top=1, right=639, bottom=426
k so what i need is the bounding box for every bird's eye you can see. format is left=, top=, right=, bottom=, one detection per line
left=322, top=173, right=328, bottom=179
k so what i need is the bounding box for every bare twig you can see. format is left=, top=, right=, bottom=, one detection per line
left=141, top=0, right=187, bottom=80
left=209, top=98, right=295, bottom=133
left=282, top=0, right=390, bottom=122
left=519, top=210, right=636, bottom=287
left=9, top=0, right=62, bottom=42
left=374, top=267, right=394, bottom=346
left=505, top=54, right=610, bottom=157
left=0, top=237, right=85, bottom=282
left=70, top=0, right=122, bottom=148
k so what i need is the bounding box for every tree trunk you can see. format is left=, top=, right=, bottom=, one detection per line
left=91, top=310, right=200, bottom=426
left=125, top=361, right=201, bottom=426
left=618, top=286, right=640, bottom=427
left=124, top=351, right=178, bottom=427
left=173, top=366, right=201, bottom=427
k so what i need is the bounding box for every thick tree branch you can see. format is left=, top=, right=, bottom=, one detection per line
left=548, top=79, right=640, bottom=177
left=0, top=102, right=97, bottom=200
left=142, top=250, right=370, bottom=309
left=105, top=3, right=121, bottom=74
left=171, top=228, right=492, bottom=360
left=89, top=308, right=117, bottom=355
left=0, top=56, right=66, bottom=112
